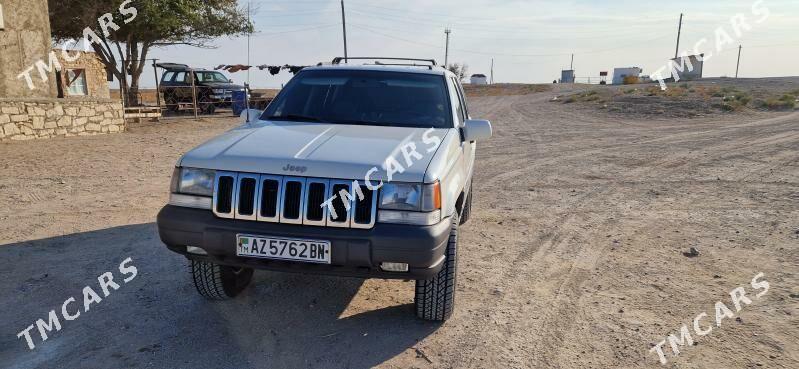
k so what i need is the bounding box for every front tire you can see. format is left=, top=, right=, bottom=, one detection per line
left=415, top=214, right=459, bottom=321
left=190, top=260, right=253, bottom=300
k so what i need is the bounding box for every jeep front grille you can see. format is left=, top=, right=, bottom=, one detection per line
left=212, top=172, right=376, bottom=229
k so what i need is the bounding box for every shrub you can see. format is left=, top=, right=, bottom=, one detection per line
left=756, top=96, right=796, bottom=111
left=623, top=76, right=640, bottom=85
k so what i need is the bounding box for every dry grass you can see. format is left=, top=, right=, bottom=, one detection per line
left=554, top=79, right=799, bottom=118
left=463, top=83, right=552, bottom=97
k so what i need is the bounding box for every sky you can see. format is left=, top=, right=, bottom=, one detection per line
left=133, top=0, right=799, bottom=88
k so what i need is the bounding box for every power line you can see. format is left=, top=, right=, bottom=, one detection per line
left=347, top=8, right=671, bottom=34
left=252, top=24, right=339, bottom=38
left=347, top=20, right=672, bottom=42
left=350, top=23, right=673, bottom=59
left=250, top=10, right=338, bottom=18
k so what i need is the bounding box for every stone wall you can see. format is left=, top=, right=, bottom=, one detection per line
left=0, top=98, right=125, bottom=141
left=54, top=49, right=111, bottom=99
left=0, top=0, right=58, bottom=98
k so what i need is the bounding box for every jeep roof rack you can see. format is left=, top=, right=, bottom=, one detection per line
left=331, top=57, right=438, bottom=68
left=155, top=63, right=191, bottom=71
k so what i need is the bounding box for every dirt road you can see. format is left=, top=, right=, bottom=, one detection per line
left=1, top=84, right=797, bottom=369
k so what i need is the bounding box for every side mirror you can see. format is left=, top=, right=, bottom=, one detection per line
left=462, top=119, right=493, bottom=142
left=240, top=109, right=263, bottom=123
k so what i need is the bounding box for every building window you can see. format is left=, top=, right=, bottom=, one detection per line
left=66, top=69, right=88, bottom=96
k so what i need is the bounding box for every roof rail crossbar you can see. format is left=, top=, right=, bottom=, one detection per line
left=367, top=62, right=435, bottom=70
left=332, top=57, right=437, bottom=66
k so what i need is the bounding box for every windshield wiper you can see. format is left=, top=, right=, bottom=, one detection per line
left=266, top=114, right=327, bottom=123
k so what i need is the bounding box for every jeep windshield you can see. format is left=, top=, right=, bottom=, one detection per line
left=262, top=69, right=453, bottom=128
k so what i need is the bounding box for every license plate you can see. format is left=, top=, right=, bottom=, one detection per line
left=236, top=235, right=331, bottom=264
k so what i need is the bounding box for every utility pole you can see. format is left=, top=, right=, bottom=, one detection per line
left=675, top=13, right=684, bottom=59
left=735, top=45, right=742, bottom=78
left=247, top=1, right=251, bottom=86
left=341, top=0, right=348, bottom=63
left=152, top=59, right=161, bottom=110
left=444, top=28, right=451, bottom=68
left=490, top=58, right=494, bottom=84
left=570, top=54, right=575, bottom=83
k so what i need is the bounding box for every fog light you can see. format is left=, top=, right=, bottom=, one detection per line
left=381, top=262, right=409, bottom=272
left=186, top=246, right=208, bottom=255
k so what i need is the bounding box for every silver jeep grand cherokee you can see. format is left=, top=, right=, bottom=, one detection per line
left=157, top=57, right=492, bottom=321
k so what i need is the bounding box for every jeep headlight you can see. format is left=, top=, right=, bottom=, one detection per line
left=377, top=182, right=442, bottom=225
left=379, top=183, right=421, bottom=211
left=212, top=89, right=226, bottom=94
left=171, top=167, right=215, bottom=197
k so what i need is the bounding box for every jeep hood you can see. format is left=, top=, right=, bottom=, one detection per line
left=179, top=121, right=451, bottom=183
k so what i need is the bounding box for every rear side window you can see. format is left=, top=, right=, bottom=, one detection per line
left=173, top=72, right=186, bottom=84
left=263, top=69, right=453, bottom=129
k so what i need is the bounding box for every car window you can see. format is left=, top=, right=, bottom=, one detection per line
left=450, top=77, right=465, bottom=124
left=173, top=72, right=186, bottom=84
left=196, top=72, right=230, bottom=83
left=262, top=69, right=453, bottom=129
left=455, top=79, right=470, bottom=119
left=162, top=72, right=175, bottom=83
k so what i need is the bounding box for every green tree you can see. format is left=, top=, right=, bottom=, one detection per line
left=447, top=63, right=469, bottom=82
left=49, top=0, right=252, bottom=106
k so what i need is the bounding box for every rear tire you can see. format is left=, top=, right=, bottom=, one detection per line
left=415, top=214, right=459, bottom=321
left=190, top=260, right=253, bottom=300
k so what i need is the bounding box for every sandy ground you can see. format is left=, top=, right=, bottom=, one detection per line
left=1, top=80, right=798, bottom=369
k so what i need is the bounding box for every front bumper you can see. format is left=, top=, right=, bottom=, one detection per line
left=156, top=205, right=451, bottom=280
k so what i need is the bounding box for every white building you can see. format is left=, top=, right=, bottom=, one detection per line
left=470, top=74, right=488, bottom=85
left=671, top=54, right=704, bottom=81
left=612, top=67, right=643, bottom=85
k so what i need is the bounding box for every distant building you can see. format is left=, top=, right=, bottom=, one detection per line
left=671, top=54, right=704, bottom=81
left=470, top=74, right=488, bottom=85
left=0, top=0, right=124, bottom=141
left=612, top=67, right=643, bottom=85
left=561, top=70, right=575, bottom=84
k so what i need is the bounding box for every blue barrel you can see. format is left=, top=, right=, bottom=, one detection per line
left=231, top=90, right=247, bottom=116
